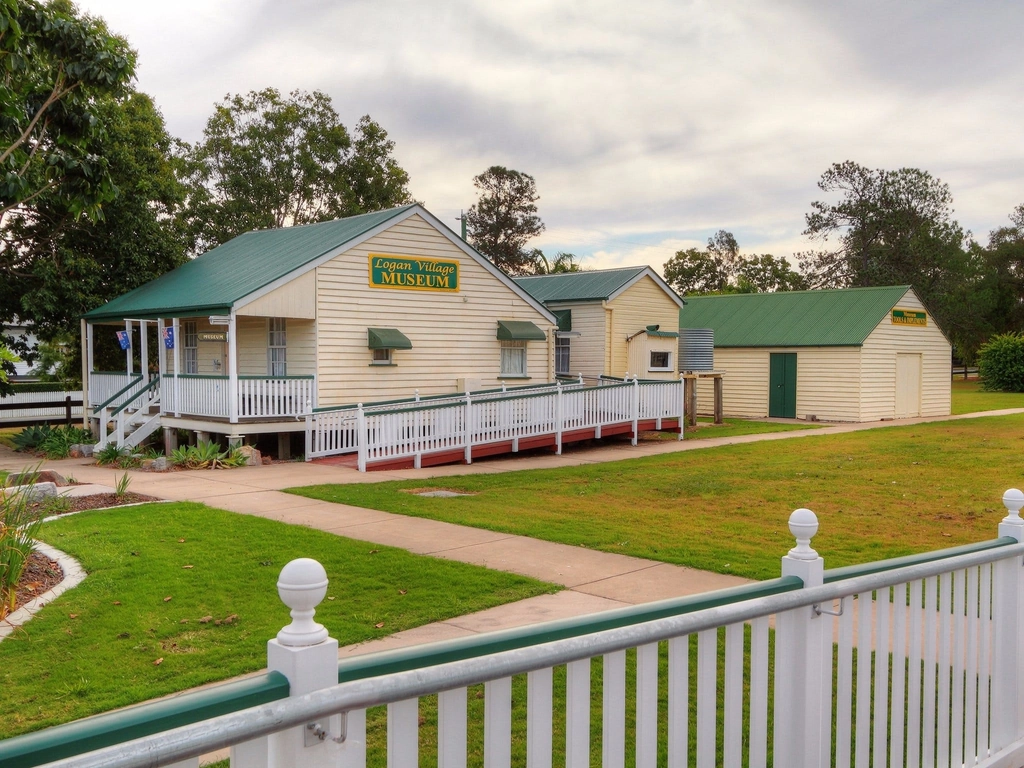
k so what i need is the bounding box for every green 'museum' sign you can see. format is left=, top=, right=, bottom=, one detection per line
left=891, top=308, right=927, bottom=327
left=368, top=253, right=459, bottom=292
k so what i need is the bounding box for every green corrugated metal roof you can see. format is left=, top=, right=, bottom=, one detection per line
left=514, top=267, right=647, bottom=303
left=678, top=286, right=915, bottom=347
left=84, top=206, right=416, bottom=321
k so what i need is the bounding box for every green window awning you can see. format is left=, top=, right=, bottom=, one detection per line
left=647, top=329, right=679, bottom=338
left=553, top=310, right=572, bottom=332
left=367, top=328, right=413, bottom=350
left=496, top=320, right=547, bottom=341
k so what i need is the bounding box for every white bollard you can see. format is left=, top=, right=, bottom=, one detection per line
left=773, top=509, right=828, bottom=768
left=243, top=558, right=346, bottom=768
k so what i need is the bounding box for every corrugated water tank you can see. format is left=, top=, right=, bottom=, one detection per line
left=679, top=328, right=714, bottom=371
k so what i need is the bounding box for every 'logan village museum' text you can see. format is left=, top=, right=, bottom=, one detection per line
left=369, top=254, right=460, bottom=292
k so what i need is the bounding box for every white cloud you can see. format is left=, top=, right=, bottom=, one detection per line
left=79, top=0, right=1024, bottom=258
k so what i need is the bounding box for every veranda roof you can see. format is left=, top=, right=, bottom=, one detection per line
left=84, top=206, right=415, bottom=322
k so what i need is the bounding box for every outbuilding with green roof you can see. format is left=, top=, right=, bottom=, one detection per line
left=678, top=286, right=950, bottom=421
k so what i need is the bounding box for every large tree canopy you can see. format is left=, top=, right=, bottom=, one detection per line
left=177, top=88, right=412, bottom=254
left=465, top=166, right=545, bottom=276
left=0, top=0, right=135, bottom=220
left=798, top=161, right=987, bottom=358
left=663, top=230, right=804, bottom=295
left=1, top=91, right=186, bottom=367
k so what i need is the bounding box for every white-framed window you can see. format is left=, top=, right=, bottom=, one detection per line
left=182, top=321, right=198, bottom=374
left=500, top=340, right=527, bottom=377
left=268, top=318, right=287, bottom=376
left=555, top=336, right=571, bottom=376
left=371, top=348, right=393, bottom=365
left=649, top=350, right=672, bottom=372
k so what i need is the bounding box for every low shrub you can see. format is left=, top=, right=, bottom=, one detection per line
left=11, top=425, right=50, bottom=452
left=0, top=479, right=43, bottom=618
left=979, top=333, right=1024, bottom=392
left=38, top=425, right=93, bottom=459
left=170, top=441, right=247, bottom=470
left=11, top=424, right=93, bottom=458
left=95, top=443, right=130, bottom=466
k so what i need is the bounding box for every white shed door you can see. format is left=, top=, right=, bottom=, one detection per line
left=895, top=353, right=922, bottom=418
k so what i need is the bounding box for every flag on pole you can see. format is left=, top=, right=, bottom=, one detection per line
left=116, top=330, right=131, bottom=350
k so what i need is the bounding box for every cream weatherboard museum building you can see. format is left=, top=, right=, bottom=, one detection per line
left=81, top=204, right=559, bottom=449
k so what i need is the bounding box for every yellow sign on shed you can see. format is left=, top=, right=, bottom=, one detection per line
left=891, top=308, right=927, bottom=326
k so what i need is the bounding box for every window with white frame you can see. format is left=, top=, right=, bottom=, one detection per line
left=268, top=318, right=287, bottom=376
left=182, top=321, right=198, bottom=374
left=649, top=350, right=672, bottom=371
left=500, top=340, right=527, bottom=377
left=555, top=336, right=571, bottom=376
left=371, top=348, right=392, bottom=365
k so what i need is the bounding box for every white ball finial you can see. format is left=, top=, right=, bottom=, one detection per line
left=1002, top=489, right=1024, bottom=525
left=276, top=558, right=329, bottom=647
left=787, top=508, right=819, bottom=560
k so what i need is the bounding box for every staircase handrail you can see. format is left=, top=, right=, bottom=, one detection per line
left=108, top=376, right=160, bottom=418
left=91, top=375, right=144, bottom=412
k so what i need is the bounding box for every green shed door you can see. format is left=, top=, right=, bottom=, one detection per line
left=769, top=353, right=797, bottom=418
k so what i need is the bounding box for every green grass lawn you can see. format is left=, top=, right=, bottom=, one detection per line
left=0, top=503, right=557, bottom=738
left=951, top=379, right=1024, bottom=414
left=652, top=417, right=819, bottom=441
left=289, top=413, right=1024, bottom=581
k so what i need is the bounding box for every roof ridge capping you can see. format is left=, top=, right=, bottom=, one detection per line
left=680, top=285, right=923, bottom=347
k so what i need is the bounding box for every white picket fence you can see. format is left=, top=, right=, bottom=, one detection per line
left=11, top=490, right=1024, bottom=768
left=306, top=378, right=684, bottom=470
left=0, top=389, right=82, bottom=423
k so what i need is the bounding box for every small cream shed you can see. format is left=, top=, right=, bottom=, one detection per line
left=680, top=285, right=951, bottom=422
left=82, top=204, right=558, bottom=450
left=514, top=267, right=685, bottom=381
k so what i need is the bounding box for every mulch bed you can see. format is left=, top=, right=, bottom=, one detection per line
left=28, top=491, right=160, bottom=518
left=10, top=552, right=63, bottom=615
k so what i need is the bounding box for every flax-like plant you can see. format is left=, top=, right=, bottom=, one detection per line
left=114, top=473, right=132, bottom=499
left=0, top=482, right=43, bottom=619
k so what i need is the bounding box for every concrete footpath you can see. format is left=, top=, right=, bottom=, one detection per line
left=2, top=406, right=1022, bottom=657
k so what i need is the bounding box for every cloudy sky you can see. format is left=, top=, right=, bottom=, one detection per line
left=77, top=0, right=1024, bottom=273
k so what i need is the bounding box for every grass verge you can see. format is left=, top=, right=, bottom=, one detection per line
left=288, top=413, right=1024, bottom=581
left=655, top=417, right=819, bottom=441
left=0, top=502, right=557, bottom=738
left=951, top=379, right=1024, bottom=414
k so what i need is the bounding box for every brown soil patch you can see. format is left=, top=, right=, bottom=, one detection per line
left=10, top=552, right=63, bottom=615
left=30, top=491, right=159, bottom=518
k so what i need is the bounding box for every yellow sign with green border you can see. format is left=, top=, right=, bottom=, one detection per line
left=368, top=253, right=459, bottom=292
left=891, top=308, right=927, bottom=326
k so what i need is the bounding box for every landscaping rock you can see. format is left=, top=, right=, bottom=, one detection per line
left=235, top=445, right=262, bottom=467
left=141, top=456, right=168, bottom=471
left=69, top=443, right=94, bottom=457
left=6, top=470, right=66, bottom=487
left=3, top=482, right=58, bottom=502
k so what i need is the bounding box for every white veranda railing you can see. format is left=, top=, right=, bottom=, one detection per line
left=306, top=378, right=685, bottom=469
left=12, top=489, right=1024, bottom=768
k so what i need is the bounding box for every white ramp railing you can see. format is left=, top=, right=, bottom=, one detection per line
left=307, top=378, right=686, bottom=469
left=10, top=490, right=1024, bottom=768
